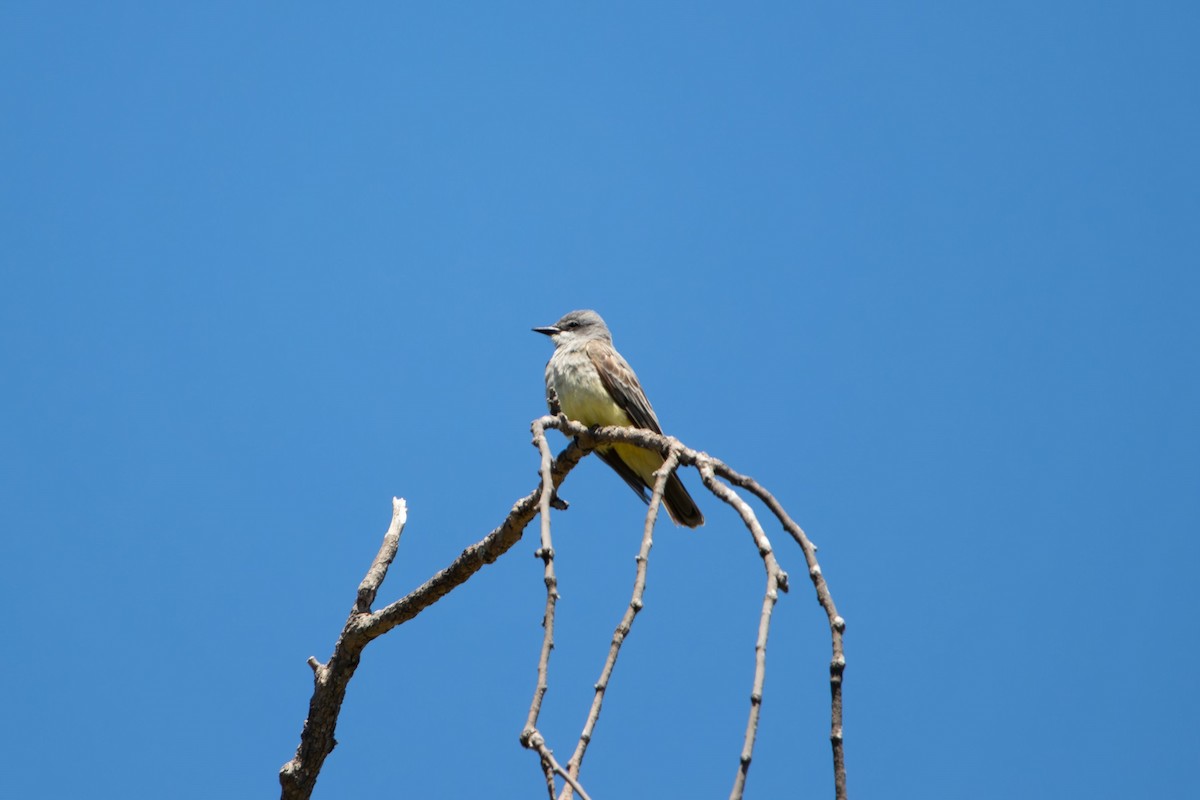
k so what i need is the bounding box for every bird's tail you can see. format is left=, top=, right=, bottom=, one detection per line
left=663, top=472, right=704, bottom=528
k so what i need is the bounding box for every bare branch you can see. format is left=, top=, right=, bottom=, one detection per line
left=522, top=420, right=563, bottom=785
left=354, top=434, right=584, bottom=643
left=709, top=460, right=848, bottom=800
left=524, top=729, right=594, bottom=800
left=697, top=462, right=787, bottom=800
left=280, top=498, right=409, bottom=800
left=280, top=439, right=586, bottom=800
left=355, top=497, right=408, bottom=614
left=281, top=415, right=846, bottom=800
left=541, top=416, right=847, bottom=800
left=560, top=449, right=678, bottom=800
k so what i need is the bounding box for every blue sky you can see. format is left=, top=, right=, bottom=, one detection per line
left=2, top=3, right=1197, bottom=798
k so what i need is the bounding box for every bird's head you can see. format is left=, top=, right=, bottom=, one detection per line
left=533, top=309, right=612, bottom=346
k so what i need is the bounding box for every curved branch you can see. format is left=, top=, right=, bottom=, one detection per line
left=540, top=417, right=847, bottom=800
left=698, top=462, right=786, bottom=800
left=281, top=416, right=846, bottom=800
left=708, top=460, right=848, bottom=800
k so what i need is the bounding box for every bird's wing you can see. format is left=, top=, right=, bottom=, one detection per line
left=586, top=339, right=663, bottom=433
left=594, top=449, right=651, bottom=502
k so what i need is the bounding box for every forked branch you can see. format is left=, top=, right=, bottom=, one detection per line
left=280, top=417, right=846, bottom=800
left=280, top=439, right=586, bottom=800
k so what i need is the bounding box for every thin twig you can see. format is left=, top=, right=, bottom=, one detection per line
left=710, top=460, right=848, bottom=800
left=698, top=461, right=787, bottom=800
left=525, top=729, right=594, bottom=800
left=522, top=420, right=562, bottom=789
left=539, top=755, right=557, bottom=800
left=357, top=436, right=584, bottom=642
left=559, top=449, right=678, bottom=800
left=355, top=498, right=408, bottom=614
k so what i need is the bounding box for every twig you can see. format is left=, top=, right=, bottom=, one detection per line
left=710, top=460, right=848, bottom=800
left=539, top=755, right=557, bottom=800
left=559, top=449, right=679, bottom=800
left=698, top=461, right=788, bottom=800
left=355, top=498, right=408, bottom=614
left=360, top=436, right=584, bottom=641
left=524, top=729, right=594, bottom=800
left=522, top=419, right=562, bottom=789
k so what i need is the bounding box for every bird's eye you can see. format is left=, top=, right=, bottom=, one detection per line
left=566, top=320, right=580, bottom=329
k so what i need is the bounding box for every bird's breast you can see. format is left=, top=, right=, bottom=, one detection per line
left=546, top=350, right=632, bottom=428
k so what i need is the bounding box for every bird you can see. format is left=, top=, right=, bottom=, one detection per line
left=533, top=309, right=704, bottom=527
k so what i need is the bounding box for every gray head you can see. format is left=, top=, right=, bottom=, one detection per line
left=533, top=309, right=613, bottom=346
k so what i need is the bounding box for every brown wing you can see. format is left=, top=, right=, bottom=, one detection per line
left=585, top=339, right=706, bottom=526
left=585, top=339, right=663, bottom=433
left=595, top=449, right=651, bottom=502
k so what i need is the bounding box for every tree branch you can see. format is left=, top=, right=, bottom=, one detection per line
left=279, top=438, right=586, bottom=800
left=280, top=417, right=847, bottom=800
left=697, top=462, right=787, bottom=800
left=279, top=497, right=409, bottom=800
left=540, top=416, right=847, bottom=800
left=559, top=449, right=678, bottom=800
left=525, top=729, right=594, bottom=800
left=708, top=459, right=848, bottom=800
left=521, top=419, right=565, bottom=792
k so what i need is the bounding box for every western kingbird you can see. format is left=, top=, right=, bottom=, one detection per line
left=533, top=309, right=704, bottom=528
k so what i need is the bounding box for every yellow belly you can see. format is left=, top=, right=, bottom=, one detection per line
left=547, top=352, right=661, bottom=484
left=549, top=352, right=632, bottom=427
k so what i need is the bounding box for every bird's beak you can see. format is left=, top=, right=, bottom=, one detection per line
left=532, top=325, right=560, bottom=336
